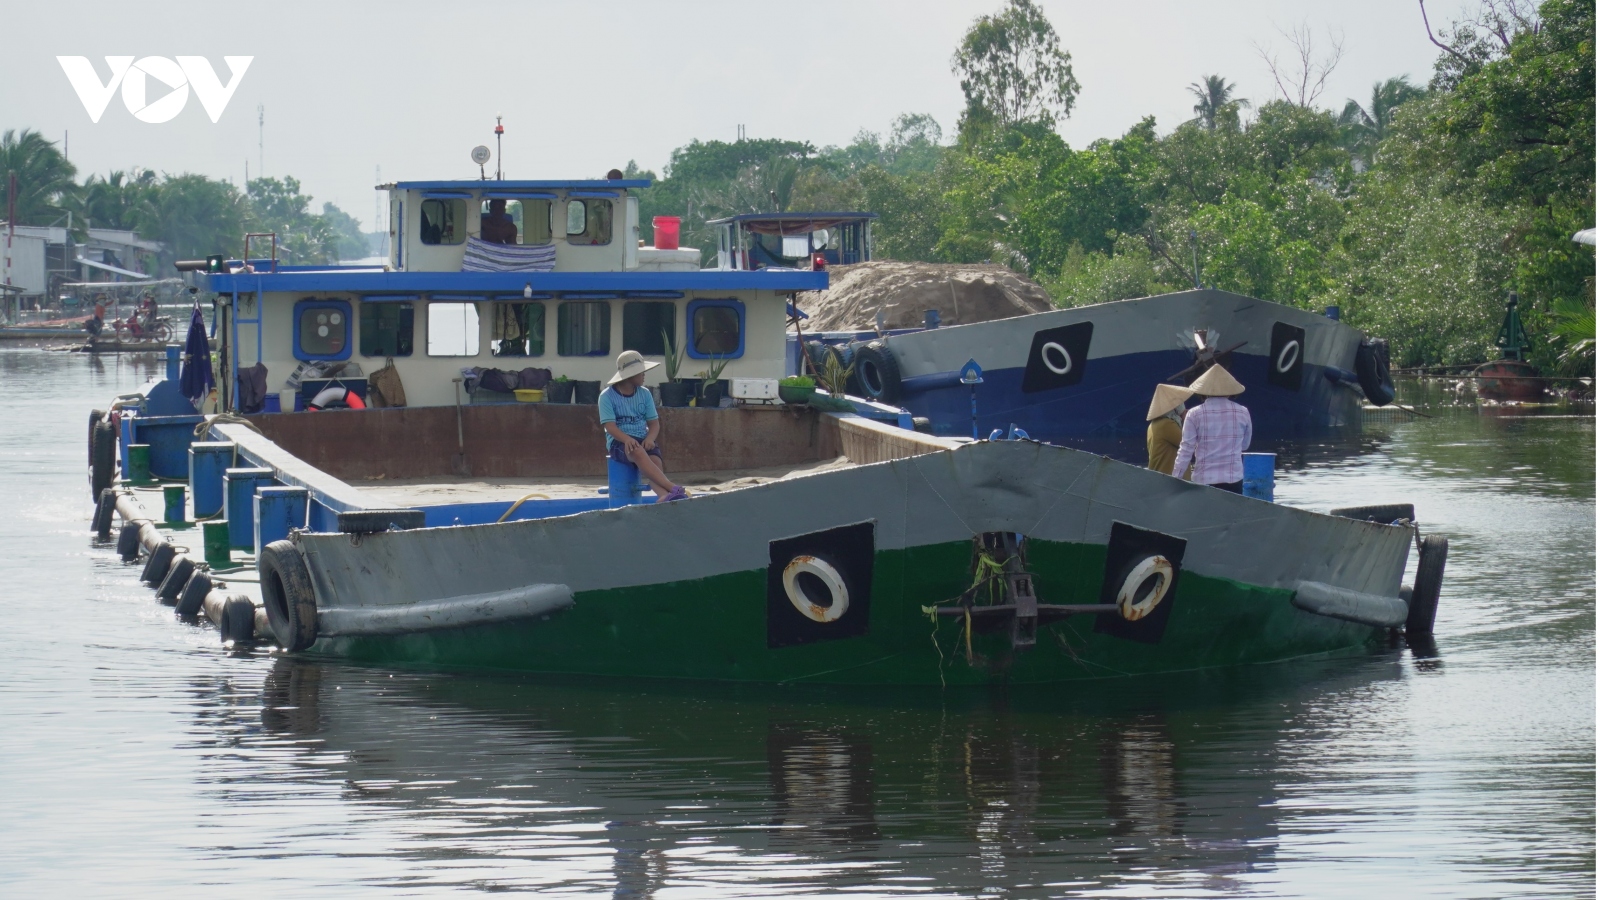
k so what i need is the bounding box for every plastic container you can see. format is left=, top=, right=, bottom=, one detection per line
left=126, top=444, right=152, bottom=482
left=202, top=520, right=232, bottom=567
left=1242, top=452, right=1276, bottom=502
left=163, top=484, right=187, bottom=524
left=513, top=389, right=544, bottom=403
left=652, top=216, right=681, bottom=250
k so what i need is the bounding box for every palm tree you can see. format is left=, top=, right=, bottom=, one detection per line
left=79, top=169, right=158, bottom=232
left=1188, top=75, right=1247, bottom=130
left=0, top=129, right=78, bottom=225
left=1339, top=77, right=1424, bottom=162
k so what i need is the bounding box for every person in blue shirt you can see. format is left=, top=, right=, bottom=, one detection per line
left=600, top=350, right=688, bottom=503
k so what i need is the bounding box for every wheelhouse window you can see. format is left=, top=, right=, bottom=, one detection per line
left=420, top=198, right=465, bottom=245
left=566, top=198, right=612, bottom=246
left=622, top=301, right=675, bottom=356
left=557, top=301, right=611, bottom=356
left=427, top=302, right=480, bottom=356
left=360, top=302, right=414, bottom=357
left=479, top=198, right=523, bottom=244
left=492, top=302, right=545, bottom=357
left=294, top=298, right=352, bottom=361
left=687, top=299, right=744, bottom=358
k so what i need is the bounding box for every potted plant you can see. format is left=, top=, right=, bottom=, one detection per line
left=696, top=355, right=731, bottom=407
left=573, top=379, right=602, bottom=405
left=658, top=329, right=691, bottom=408
left=779, top=375, right=816, bottom=405
left=546, top=374, right=575, bottom=403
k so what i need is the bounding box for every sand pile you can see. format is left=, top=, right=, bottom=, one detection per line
left=795, top=261, right=1053, bottom=332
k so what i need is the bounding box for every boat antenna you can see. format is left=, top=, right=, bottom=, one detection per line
left=494, top=114, right=504, bottom=180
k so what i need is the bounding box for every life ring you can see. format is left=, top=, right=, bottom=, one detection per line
left=782, top=555, right=849, bottom=623
left=1276, top=340, right=1300, bottom=373
left=1040, top=341, right=1073, bottom=375
left=307, top=385, right=366, bottom=411
left=1116, top=555, right=1174, bottom=621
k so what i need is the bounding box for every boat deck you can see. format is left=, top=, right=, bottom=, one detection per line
left=350, top=455, right=856, bottom=506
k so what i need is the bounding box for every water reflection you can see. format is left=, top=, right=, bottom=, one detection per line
left=228, top=656, right=1424, bottom=895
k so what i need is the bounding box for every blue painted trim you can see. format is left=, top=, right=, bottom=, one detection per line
left=206, top=269, right=828, bottom=294
left=421, top=190, right=473, bottom=199
left=484, top=190, right=556, bottom=199
left=569, top=190, right=620, bottom=198
left=420, top=497, right=611, bottom=527
left=427, top=294, right=486, bottom=302
left=686, top=298, right=745, bottom=360
left=361, top=294, right=420, bottom=303
left=293, top=298, right=354, bottom=362
left=395, top=179, right=650, bottom=190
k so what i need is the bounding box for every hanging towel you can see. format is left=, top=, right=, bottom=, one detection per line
left=179, top=306, right=214, bottom=404
left=462, top=237, right=556, bottom=273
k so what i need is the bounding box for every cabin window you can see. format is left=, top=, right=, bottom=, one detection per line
left=622, top=301, right=676, bottom=356
left=360, top=302, right=414, bottom=357
left=525, top=199, right=553, bottom=245
left=479, top=199, right=523, bottom=244
left=687, top=299, right=744, bottom=359
left=557, top=301, right=611, bottom=356
left=491, top=302, right=544, bottom=357
left=566, top=198, right=612, bottom=246
left=420, top=198, right=465, bottom=245
left=427, top=302, right=481, bottom=356
left=294, top=298, right=352, bottom=361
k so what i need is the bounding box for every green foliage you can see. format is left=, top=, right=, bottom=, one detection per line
left=1337, top=77, right=1425, bottom=164
left=660, top=329, right=685, bottom=381
left=80, top=169, right=157, bottom=232
left=1188, top=75, right=1249, bottom=130
left=780, top=375, right=815, bottom=389
left=320, top=202, right=370, bottom=262
left=141, top=173, right=250, bottom=265
left=951, top=0, right=1080, bottom=131
left=0, top=129, right=77, bottom=225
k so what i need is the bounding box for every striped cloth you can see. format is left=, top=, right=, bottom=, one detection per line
left=461, top=236, right=556, bottom=273
left=1173, top=396, right=1253, bottom=485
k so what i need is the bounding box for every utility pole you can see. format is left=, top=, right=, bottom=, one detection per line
left=4, top=171, right=14, bottom=324
left=258, top=104, right=265, bottom=177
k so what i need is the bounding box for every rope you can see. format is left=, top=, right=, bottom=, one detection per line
left=497, top=493, right=551, bottom=523
left=194, top=413, right=261, bottom=439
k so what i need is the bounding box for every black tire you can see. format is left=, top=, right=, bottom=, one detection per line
left=92, top=488, right=117, bottom=540
left=1329, top=503, right=1415, bottom=524
left=220, top=595, right=256, bottom=644
left=141, top=541, right=175, bottom=586
left=175, top=570, right=212, bottom=619
left=260, top=540, right=319, bottom=651
left=1406, top=535, right=1448, bottom=637
left=336, top=509, right=425, bottom=534
left=156, top=555, right=196, bottom=604
left=803, top=340, right=830, bottom=375
left=1355, top=338, right=1396, bottom=407
left=852, top=341, right=904, bottom=404
left=91, top=419, right=117, bottom=502
left=117, top=521, right=142, bottom=562
left=88, top=409, right=105, bottom=472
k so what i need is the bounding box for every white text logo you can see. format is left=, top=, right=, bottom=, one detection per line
left=57, top=56, right=253, bottom=123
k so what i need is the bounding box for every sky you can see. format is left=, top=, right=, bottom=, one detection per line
left=3, top=0, right=1474, bottom=233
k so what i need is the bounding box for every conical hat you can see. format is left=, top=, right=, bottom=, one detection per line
left=1146, top=384, right=1194, bottom=421
left=1189, top=364, right=1245, bottom=396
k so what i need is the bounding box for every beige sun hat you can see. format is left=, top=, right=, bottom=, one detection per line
left=606, top=349, right=661, bottom=386
left=1146, top=384, right=1195, bottom=421
left=1189, top=364, right=1246, bottom=397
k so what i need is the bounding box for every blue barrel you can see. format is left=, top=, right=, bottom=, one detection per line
left=606, top=457, right=646, bottom=508
left=224, top=467, right=275, bottom=550
left=188, top=442, right=235, bottom=518
left=1242, top=452, right=1276, bottom=502
left=254, top=486, right=309, bottom=557
left=165, top=344, right=180, bottom=382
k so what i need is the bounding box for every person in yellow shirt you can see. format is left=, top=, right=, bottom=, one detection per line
left=1146, top=384, right=1194, bottom=475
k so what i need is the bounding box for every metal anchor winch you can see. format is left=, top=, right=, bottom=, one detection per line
left=933, top=532, right=1118, bottom=651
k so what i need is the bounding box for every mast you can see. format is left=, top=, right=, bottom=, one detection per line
left=1494, top=291, right=1530, bottom=361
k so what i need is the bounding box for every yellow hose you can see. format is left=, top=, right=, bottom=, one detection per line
left=497, top=493, right=551, bottom=523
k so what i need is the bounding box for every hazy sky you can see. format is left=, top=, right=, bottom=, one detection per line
left=4, top=0, right=1470, bottom=233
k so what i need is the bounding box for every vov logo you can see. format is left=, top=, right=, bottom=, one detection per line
left=57, top=56, right=253, bottom=124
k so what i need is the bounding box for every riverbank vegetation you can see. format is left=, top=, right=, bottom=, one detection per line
left=0, top=0, right=1588, bottom=372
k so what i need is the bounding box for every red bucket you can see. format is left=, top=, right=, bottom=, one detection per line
left=652, top=216, right=681, bottom=250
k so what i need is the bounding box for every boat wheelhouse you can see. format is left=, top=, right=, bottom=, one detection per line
left=208, top=179, right=825, bottom=411
left=708, top=212, right=876, bottom=271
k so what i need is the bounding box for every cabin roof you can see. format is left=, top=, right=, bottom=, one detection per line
left=705, top=212, right=878, bottom=225
left=384, top=179, right=652, bottom=191
left=205, top=268, right=827, bottom=295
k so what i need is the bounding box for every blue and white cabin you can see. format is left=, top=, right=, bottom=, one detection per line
left=708, top=212, right=876, bottom=271
left=209, top=179, right=827, bottom=410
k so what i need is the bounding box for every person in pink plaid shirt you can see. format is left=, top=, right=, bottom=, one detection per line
left=1172, top=365, right=1252, bottom=493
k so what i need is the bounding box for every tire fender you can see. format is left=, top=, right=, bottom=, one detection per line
left=260, top=540, right=319, bottom=651
left=1406, top=535, right=1448, bottom=637
left=852, top=341, right=904, bottom=404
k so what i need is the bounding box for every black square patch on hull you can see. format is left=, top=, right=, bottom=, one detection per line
left=767, top=521, right=875, bottom=649
left=1094, top=522, right=1187, bottom=644
left=1020, top=321, right=1093, bottom=393
left=1267, top=321, right=1306, bottom=392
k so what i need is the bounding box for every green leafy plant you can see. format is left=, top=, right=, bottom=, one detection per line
left=551, top=374, right=570, bottom=383
left=697, top=355, right=731, bottom=398
left=661, top=329, right=686, bottom=381
left=780, top=375, right=815, bottom=388
left=815, top=351, right=855, bottom=395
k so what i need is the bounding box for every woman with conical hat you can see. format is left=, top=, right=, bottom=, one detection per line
left=1145, top=384, right=1194, bottom=475
left=1171, top=364, right=1252, bottom=494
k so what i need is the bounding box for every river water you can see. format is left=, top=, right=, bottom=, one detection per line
left=0, top=348, right=1592, bottom=898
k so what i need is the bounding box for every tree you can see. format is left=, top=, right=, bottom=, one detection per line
left=246, top=176, right=338, bottom=264
left=1188, top=75, right=1248, bottom=130
left=79, top=169, right=158, bottom=232
left=952, top=0, right=1080, bottom=131
left=319, top=202, right=370, bottom=262
left=1256, top=22, right=1345, bottom=106
left=0, top=129, right=77, bottom=225
left=1338, top=77, right=1425, bottom=163
left=144, top=173, right=249, bottom=266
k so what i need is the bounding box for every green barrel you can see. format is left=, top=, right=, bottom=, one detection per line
left=126, top=444, right=152, bottom=483
left=162, top=484, right=187, bottom=524
left=202, top=520, right=232, bottom=568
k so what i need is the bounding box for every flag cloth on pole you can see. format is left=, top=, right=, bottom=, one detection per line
left=180, top=306, right=214, bottom=404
